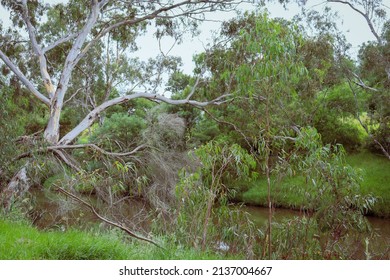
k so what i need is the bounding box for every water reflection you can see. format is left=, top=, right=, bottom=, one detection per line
left=243, top=205, right=390, bottom=259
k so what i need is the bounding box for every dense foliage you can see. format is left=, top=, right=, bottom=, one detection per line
left=0, top=0, right=389, bottom=260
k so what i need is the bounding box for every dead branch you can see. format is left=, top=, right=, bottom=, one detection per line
left=51, top=143, right=147, bottom=157
left=56, top=186, right=163, bottom=249
left=13, top=143, right=146, bottom=162
left=52, top=149, right=82, bottom=172
left=15, top=129, right=44, bottom=143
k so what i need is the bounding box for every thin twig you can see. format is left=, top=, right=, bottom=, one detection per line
left=56, top=187, right=164, bottom=249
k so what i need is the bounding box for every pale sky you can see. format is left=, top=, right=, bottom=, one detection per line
left=0, top=0, right=384, bottom=75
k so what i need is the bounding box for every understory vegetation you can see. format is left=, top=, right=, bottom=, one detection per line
left=241, top=151, right=390, bottom=217
left=0, top=0, right=389, bottom=260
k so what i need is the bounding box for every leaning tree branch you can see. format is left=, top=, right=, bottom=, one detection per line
left=52, top=149, right=82, bottom=172
left=0, top=49, right=50, bottom=106
left=51, top=143, right=147, bottom=158
left=58, top=91, right=232, bottom=145
left=13, top=143, right=146, bottom=162
left=56, top=187, right=163, bottom=248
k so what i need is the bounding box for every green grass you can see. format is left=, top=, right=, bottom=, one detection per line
left=0, top=219, right=226, bottom=260
left=240, top=151, right=390, bottom=217
left=346, top=151, right=390, bottom=217
left=240, top=176, right=307, bottom=209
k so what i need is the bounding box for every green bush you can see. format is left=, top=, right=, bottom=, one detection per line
left=314, top=110, right=365, bottom=151
left=90, top=112, right=147, bottom=149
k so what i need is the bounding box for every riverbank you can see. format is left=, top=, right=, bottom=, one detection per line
left=239, top=151, right=390, bottom=218
left=0, top=219, right=225, bottom=260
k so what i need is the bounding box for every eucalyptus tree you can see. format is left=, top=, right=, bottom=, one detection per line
left=0, top=0, right=246, bottom=208
left=322, top=0, right=390, bottom=158
left=287, top=0, right=390, bottom=158
left=304, top=0, right=390, bottom=159
left=183, top=10, right=376, bottom=258
left=182, top=12, right=309, bottom=258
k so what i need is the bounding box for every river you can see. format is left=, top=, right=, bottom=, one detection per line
left=244, top=206, right=390, bottom=259
left=30, top=188, right=389, bottom=259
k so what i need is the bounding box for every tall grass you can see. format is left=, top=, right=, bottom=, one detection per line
left=0, top=219, right=228, bottom=260
left=346, top=151, right=390, bottom=217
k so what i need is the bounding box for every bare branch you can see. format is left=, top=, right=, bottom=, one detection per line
left=13, top=142, right=146, bottom=162
left=44, top=0, right=108, bottom=143
left=76, top=0, right=242, bottom=64
left=373, top=139, right=390, bottom=160
left=50, top=143, right=147, bottom=158
left=186, top=67, right=206, bottom=101
left=0, top=49, right=50, bottom=106
left=52, top=149, right=82, bottom=172
left=55, top=0, right=109, bottom=104
left=327, top=0, right=382, bottom=44
left=58, top=91, right=232, bottom=145
left=64, top=88, right=83, bottom=105
left=56, top=187, right=163, bottom=248
left=77, top=0, right=194, bottom=64
left=15, top=129, right=44, bottom=143
left=350, top=71, right=379, bottom=92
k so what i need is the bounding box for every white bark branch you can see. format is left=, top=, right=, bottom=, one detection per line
left=13, top=143, right=146, bottom=162
left=350, top=71, right=379, bottom=92
left=21, top=0, right=55, bottom=99
left=44, top=0, right=107, bottom=144
left=0, top=49, right=50, bottom=106
left=59, top=92, right=232, bottom=145
left=43, top=32, right=79, bottom=53
left=76, top=0, right=229, bottom=65
left=55, top=0, right=103, bottom=103
left=50, top=143, right=147, bottom=158
left=52, top=149, right=82, bottom=172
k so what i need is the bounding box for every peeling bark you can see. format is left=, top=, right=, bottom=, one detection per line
left=1, top=164, right=30, bottom=211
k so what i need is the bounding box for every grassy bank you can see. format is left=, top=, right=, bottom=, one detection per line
left=240, top=151, right=390, bottom=218
left=0, top=219, right=224, bottom=260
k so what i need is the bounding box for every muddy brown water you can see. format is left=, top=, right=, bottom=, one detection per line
left=244, top=206, right=390, bottom=259
left=29, top=189, right=389, bottom=258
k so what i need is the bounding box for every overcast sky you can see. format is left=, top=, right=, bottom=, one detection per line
left=0, top=0, right=383, bottom=74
